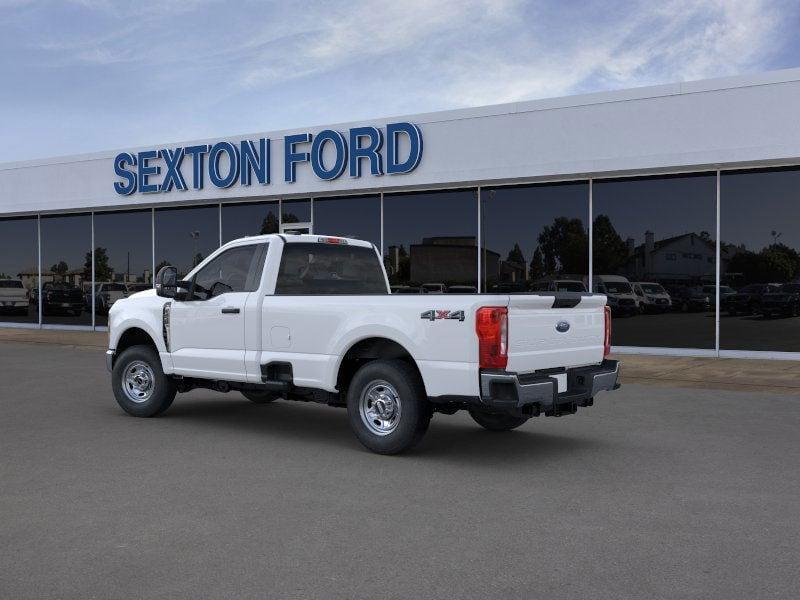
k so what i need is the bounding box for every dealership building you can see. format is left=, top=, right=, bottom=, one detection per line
left=2, top=68, right=800, bottom=359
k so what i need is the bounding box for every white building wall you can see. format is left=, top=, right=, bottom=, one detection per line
left=2, top=69, right=800, bottom=215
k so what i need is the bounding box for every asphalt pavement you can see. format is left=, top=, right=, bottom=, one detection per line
left=0, top=341, right=798, bottom=599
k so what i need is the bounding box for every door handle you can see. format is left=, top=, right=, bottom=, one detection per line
left=221, top=307, right=240, bottom=314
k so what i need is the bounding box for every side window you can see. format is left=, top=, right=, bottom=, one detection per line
left=193, top=243, right=267, bottom=297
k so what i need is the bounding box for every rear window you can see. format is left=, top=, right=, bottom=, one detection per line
left=0, top=280, right=23, bottom=288
left=275, top=243, right=387, bottom=295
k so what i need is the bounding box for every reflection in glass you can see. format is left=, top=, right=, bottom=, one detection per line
left=0, top=217, right=39, bottom=324
left=383, top=190, right=478, bottom=291
left=222, top=201, right=279, bottom=243
left=93, top=210, right=153, bottom=326
left=480, top=182, right=589, bottom=293
left=155, top=205, right=219, bottom=279
left=282, top=199, right=311, bottom=225
left=721, top=168, right=800, bottom=352
left=40, top=213, right=92, bottom=326
left=313, top=195, right=380, bottom=248
left=592, top=174, right=716, bottom=349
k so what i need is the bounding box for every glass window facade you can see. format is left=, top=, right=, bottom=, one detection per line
left=155, top=205, right=220, bottom=279
left=2, top=168, right=800, bottom=355
left=93, top=210, right=153, bottom=326
left=0, top=217, right=38, bottom=323
left=222, top=201, right=279, bottom=243
left=39, top=213, right=92, bottom=326
left=282, top=199, right=311, bottom=225
left=720, top=168, right=800, bottom=352
left=481, top=182, right=589, bottom=293
left=313, top=195, right=380, bottom=248
left=592, top=174, right=717, bottom=349
left=383, top=190, right=478, bottom=292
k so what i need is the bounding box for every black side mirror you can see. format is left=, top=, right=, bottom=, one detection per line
left=155, top=265, right=178, bottom=298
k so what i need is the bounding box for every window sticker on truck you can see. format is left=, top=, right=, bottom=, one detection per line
left=420, top=309, right=465, bottom=322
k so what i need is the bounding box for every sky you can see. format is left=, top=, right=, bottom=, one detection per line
left=1, top=0, right=799, bottom=163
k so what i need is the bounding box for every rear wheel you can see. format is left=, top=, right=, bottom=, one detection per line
left=468, top=409, right=529, bottom=432
left=241, top=390, right=277, bottom=404
left=112, top=344, right=176, bottom=417
left=346, top=359, right=431, bottom=455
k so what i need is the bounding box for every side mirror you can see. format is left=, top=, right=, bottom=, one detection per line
left=155, top=265, right=178, bottom=298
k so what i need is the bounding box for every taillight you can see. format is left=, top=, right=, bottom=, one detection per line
left=318, top=236, right=348, bottom=245
left=604, top=305, right=612, bottom=357
left=476, top=306, right=508, bottom=369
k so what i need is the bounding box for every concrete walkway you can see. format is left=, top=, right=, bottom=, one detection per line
left=1, top=327, right=798, bottom=395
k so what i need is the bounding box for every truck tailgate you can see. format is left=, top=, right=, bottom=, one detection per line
left=505, top=295, right=606, bottom=372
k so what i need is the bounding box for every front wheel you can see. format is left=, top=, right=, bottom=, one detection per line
left=112, top=344, right=177, bottom=417
left=346, top=359, right=431, bottom=455
left=468, top=409, right=529, bottom=432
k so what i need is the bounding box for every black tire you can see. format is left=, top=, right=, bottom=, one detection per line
left=241, top=390, right=277, bottom=404
left=112, top=344, right=177, bottom=417
left=346, top=359, right=431, bottom=455
left=468, top=409, right=529, bottom=432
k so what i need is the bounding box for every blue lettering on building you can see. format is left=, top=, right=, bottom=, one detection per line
left=112, top=122, right=422, bottom=195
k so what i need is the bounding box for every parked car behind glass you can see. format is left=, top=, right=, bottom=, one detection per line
left=33, top=282, right=84, bottom=316
left=0, top=279, right=29, bottom=315
left=759, top=283, right=800, bottom=318
left=667, top=286, right=711, bottom=312
left=632, top=282, right=671, bottom=313
left=726, top=283, right=781, bottom=316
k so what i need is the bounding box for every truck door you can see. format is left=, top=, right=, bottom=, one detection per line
left=169, top=243, right=267, bottom=380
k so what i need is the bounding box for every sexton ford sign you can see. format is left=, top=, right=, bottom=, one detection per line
left=112, top=122, right=423, bottom=195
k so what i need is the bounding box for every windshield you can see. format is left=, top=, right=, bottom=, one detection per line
left=0, top=280, right=23, bottom=289
left=554, top=281, right=585, bottom=292
left=640, top=283, right=665, bottom=294
left=604, top=282, right=632, bottom=294
left=719, top=286, right=734, bottom=294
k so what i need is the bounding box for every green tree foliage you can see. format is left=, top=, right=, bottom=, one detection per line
left=729, top=242, right=800, bottom=284
left=506, top=243, right=525, bottom=265
left=536, top=217, right=589, bottom=275
left=260, top=212, right=279, bottom=234
left=529, top=246, right=545, bottom=281
left=50, top=261, right=68, bottom=275
left=84, top=247, right=113, bottom=282
left=592, top=215, right=628, bottom=274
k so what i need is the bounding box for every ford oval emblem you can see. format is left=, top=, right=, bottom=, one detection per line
left=556, top=320, right=570, bottom=333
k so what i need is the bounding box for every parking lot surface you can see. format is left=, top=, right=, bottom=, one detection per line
left=1, top=341, right=798, bottom=599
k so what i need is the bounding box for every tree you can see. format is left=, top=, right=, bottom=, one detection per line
left=506, top=243, right=525, bottom=265
left=84, top=247, right=113, bottom=283
left=50, top=261, right=68, bottom=275
left=592, top=215, right=628, bottom=274
left=260, top=212, right=279, bottom=234
left=529, top=246, right=545, bottom=281
left=536, top=217, right=589, bottom=275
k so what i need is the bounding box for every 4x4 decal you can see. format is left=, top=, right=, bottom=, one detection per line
left=420, top=309, right=465, bottom=322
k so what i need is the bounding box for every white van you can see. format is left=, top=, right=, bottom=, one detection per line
left=632, top=282, right=672, bottom=313
left=593, top=275, right=638, bottom=316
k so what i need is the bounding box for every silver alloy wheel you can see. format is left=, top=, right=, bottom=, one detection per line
left=359, top=380, right=402, bottom=436
left=122, top=360, right=156, bottom=404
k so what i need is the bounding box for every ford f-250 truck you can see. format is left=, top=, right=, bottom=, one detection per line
left=107, top=234, right=619, bottom=454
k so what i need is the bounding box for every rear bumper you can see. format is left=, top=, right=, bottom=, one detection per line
left=479, top=359, right=620, bottom=416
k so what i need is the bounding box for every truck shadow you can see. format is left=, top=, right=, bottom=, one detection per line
left=163, top=393, right=606, bottom=464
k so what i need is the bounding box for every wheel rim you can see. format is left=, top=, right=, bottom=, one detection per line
left=359, top=380, right=402, bottom=436
left=122, top=360, right=156, bottom=403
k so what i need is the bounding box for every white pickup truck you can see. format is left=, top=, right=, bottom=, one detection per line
left=107, top=233, right=619, bottom=454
